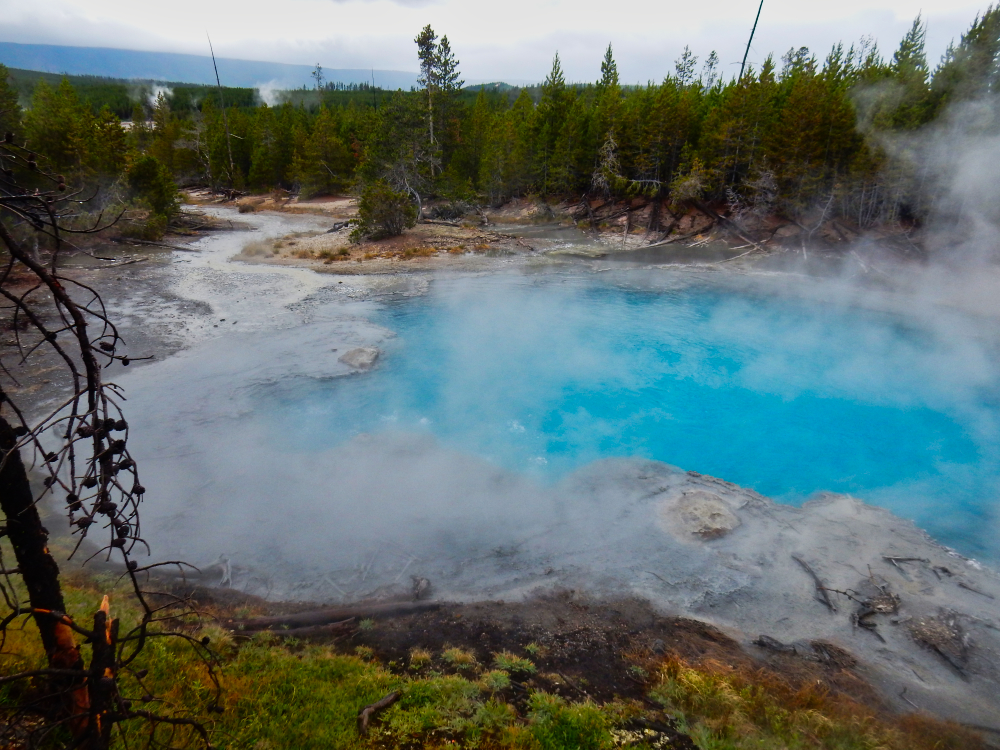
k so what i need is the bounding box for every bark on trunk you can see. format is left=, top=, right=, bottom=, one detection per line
left=428, top=88, right=435, bottom=146
left=83, top=602, right=117, bottom=750
left=0, top=415, right=90, bottom=726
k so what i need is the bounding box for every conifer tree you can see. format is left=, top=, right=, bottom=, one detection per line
left=0, top=64, right=22, bottom=142
left=767, top=70, right=834, bottom=207
left=780, top=46, right=816, bottom=79
left=702, top=51, right=720, bottom=89
left=149, top=91, right=181, bottom=175
left=536, top=52, right=569, bottom=193
left=433, top=34, right=465, bottom=164
left=931, top=5, right=1000, bottom=110
left=640, top=78, right=699, bottom=191
left=675, top=46, right=698, bottom=86
left=24, top=79, right=93, bottom=174
left=549, top=90, right=591, bottom=193
left=415, top=24, right=439, bottom=147
left=90, top=106, right=128, bottom=178
left=885, top=15, right=932, bottom=128
left=248, top=104, right=277, bottom=190
left=892, top=16, right=929, bottom=82
left=436, top=36, right=464, bottom=94
left=599, top=44, right=619, bottom=90
left=699, top=66, right=775, bottom=195
left=362, top=91, right=436, bottom=216
left=127, top=102, right=152, bottom=152
left=591, top=44, right=623, bottom=174
left=453, top=88, right=492, bottom=191
left=505, top=88, right=539, bottom=197
left=296, top=106, right=355, bottom=196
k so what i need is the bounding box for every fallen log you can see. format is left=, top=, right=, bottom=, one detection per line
left=752, top=635, right=797, bottom=654
left=639, top=229, right=711, bottom=250
left=958, top=581, right=995, bottom=600
left=690, top=199, right=766, bottom=255
left=555, top=671, right=588, bottom=696
left=358, top=691, right=401, bottom=736
left=228, top=600, right=441, bottom=631
left=263, top=618, right=356, bottom=640
left=110, top=238, right=199, bottom=252
left=419, top=219, right=461, bottom=227
left=595, top=205, right=641, bottom=224
left=792, top=555, right=837, bottom=612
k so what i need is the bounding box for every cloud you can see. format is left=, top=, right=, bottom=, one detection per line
left=0, top=0, right=992, bottom=84
left=324, top=0, right=439, bottom=4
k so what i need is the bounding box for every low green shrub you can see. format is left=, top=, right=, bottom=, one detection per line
left=350, top=179, right=417, bottom=242
left=119, top=210, right=167, bottom=241
left=126, top=154, right=178, bottom=218
left=493, top=650, right=537, bottom=675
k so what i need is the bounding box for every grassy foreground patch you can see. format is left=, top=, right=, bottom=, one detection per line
left=0, top=573, right=986, bottom=749
left=647, top=655, right=983, bottom=750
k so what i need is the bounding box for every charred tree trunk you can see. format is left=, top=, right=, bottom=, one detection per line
left=0, top=136, right=215, bottom=748
left=645, top=200, right=662, bottom=239
left=0, top=415, right=89, bottom=726
left=84, top=602, right=118, bottom=750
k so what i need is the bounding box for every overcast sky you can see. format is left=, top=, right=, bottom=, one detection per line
left=0, top=0, right=993, bottom=84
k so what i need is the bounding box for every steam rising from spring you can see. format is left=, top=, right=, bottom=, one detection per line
left=147, top=84, right=174, bottom=108
left=255, top=80, right=285, bottom=107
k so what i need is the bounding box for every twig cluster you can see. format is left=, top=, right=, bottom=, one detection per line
left=1, top=133, right=218, bottom=749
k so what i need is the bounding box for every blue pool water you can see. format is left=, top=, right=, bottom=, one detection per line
left=263, top=273, right=1000, bottom=561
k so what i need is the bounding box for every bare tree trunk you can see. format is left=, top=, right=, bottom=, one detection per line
left=208, top=35, right=236, bottom=187
left=403, top=176, right=424, bottom=221
left=84, top=602, right=118, bottom=750
left=0, top=416, right=90, bottom=728
left=644, top=200, right=661, bottom=240
left=428, top=88, right=435, bottom=147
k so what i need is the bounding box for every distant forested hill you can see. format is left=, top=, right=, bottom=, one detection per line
left=0, top=41, right=419, bottom=90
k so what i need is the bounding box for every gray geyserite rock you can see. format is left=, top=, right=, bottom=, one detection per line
left=338, top=346, right=380, bottom=370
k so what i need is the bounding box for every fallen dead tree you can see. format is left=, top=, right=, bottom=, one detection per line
left=792, top=555, right=838, bottom=612
left=254, top=618, right=357, bottom=640
left=640, top=229, right=712, bottom=250
left=227, top=600, right=441, bottom=631
left=690, top=199, right=766, bottom=255
left=419, top=218, right=461, bottom=227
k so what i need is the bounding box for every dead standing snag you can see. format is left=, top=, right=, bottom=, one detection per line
left=0, top=137, right=216, bottom=748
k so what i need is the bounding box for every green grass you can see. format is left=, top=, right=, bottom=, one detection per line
left=649, top=656, right=984, bottom=750
left=492, top=650, right=537, bottom=675
left=0, top=564, right=988, bottom=750
left=0, top=572, right=620, bottom=749
left=528, top=693, right=614, bottom=750
left=479, top=670, right=512, bottom=693
left=442, top=647, right=478, bottom=670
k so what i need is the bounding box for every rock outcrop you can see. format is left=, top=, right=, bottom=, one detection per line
left=659, top=490, right=742, bottom=540
left=338, top=347, right=380, bottom=370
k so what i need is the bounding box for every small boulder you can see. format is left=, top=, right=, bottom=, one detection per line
left=338, top=347, right=380, bottom=370
left=659, top=490, right=741, bottom=540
